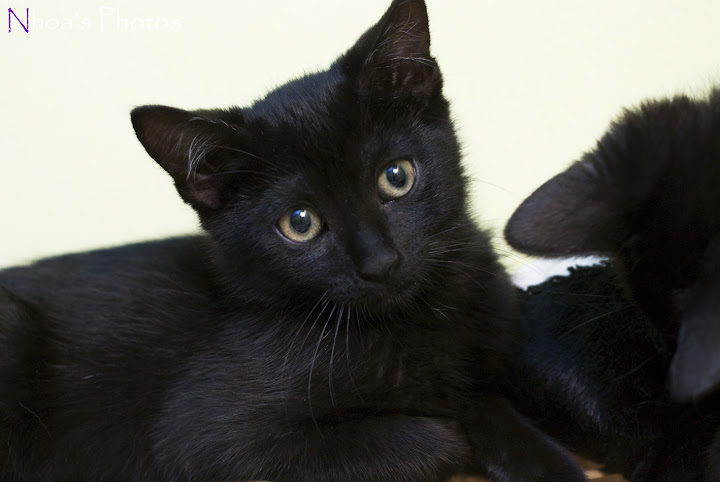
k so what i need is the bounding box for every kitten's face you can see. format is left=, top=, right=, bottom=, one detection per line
left=505, top=89, right=720, bottom=401
left=131, top=0, right=473, bottom=312
left=211, top=95, right=465, bottom=310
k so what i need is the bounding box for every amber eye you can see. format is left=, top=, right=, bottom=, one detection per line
left=278, top=208, right=322, bottom=242
left=378, top=159, right=415, bottom=200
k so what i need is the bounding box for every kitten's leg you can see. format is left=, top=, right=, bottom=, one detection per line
left=464, top=395, right=587, bottom=482
left=261, top=415, right=470, bottom=482
left=164, top=415, right=470, bottom=482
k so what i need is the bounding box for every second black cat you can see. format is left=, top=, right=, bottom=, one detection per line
left=507, top=88, right=720, bottom=480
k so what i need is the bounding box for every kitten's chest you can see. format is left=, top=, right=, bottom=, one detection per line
left=343, top=321, right=473, bottom=409
left=276, top=306, right=483, bottom=419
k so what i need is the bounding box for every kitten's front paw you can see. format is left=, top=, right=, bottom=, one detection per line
left=465, top=396, right=586, bottom=482
left=479, top=440, right=587, bottom=482
left=336, top=416, right=472, bottom=482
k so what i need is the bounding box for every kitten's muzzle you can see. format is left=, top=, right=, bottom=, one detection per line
left=351, top=227, right=399, bottom=282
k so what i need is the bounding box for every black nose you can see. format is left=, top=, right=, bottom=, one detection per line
left=358, top=247, right=398, bottom=281
left=352, top=228, right=399, bottom=282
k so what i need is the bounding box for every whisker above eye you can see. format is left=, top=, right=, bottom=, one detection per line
left=214, top=145, right=282, bottom=171
left=210, top=169, right=275, bottom=178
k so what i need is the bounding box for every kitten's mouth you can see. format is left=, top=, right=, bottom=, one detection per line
left=348, top=277, right=423, bottom=314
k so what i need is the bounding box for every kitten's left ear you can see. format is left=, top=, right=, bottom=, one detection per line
left=670, top=241, right=720, bottom=402
left=347, top=0, right=441, bottom=104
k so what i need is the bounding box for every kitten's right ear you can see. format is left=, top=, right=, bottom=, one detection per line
left=505, top=160, right=625, bottom=257
left=343, top=0, right=441, bottom=105
left=131, top=105, right=249, bottom=213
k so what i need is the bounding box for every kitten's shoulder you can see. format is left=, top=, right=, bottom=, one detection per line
left=0, top=235, right=216, bottom=308
left=1, top=235, right=208, bottom=277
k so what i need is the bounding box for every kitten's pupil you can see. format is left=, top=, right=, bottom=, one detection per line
left=386, top=165, right=407, bottom=188
left=291, top=210, right=312, bottom=234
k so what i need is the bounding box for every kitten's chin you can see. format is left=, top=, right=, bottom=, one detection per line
left=338, top=279, right=423, bottom=316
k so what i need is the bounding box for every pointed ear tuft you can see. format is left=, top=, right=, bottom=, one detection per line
left=353, top=0, right=440, bottom=103
left=131, top=105, right=248, bottom=212
left=505, top=161, right=625, bottom=257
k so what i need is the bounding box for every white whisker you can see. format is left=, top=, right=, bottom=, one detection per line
left=328, top=304, right=344, bottom=409
left=307, top=303, right=336, bottom=433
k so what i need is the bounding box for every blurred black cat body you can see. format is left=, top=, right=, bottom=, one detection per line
left=0, top=1, right=583, bottom=480
left=516, top=264, right=720, bottom=481
left=507, top=89, right=720, bottom=403
left=507, top=90, right=720, bottom=481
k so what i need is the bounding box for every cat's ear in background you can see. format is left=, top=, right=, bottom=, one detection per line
left=669, top=239, right=720, bottom=402
left=131, top=105, right=250, bottom=212
left=346, top=0, right=441, bottom=105
left=505, top=161, right=625, bottom=257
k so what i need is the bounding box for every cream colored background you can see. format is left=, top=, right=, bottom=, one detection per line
left=2, top=0, right=720, bottom=270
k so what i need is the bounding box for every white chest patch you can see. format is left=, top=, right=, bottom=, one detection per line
left=511, top=256, right=606, bottom=290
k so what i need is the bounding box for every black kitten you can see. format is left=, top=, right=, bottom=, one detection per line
left=0, top=1, right=584, bottom=480
left=506, top=89, right=720, bottom=480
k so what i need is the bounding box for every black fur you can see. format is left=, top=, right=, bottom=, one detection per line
left=506, top=89, right=720, bottom=402
left=0, top=1, right=584, bottom=480
left=507, top=90, right=720, bottom=480
left=515, top=264, right=720, bottom=481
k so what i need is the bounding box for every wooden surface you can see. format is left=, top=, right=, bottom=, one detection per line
left=449, top=455, right=628, bottom=481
